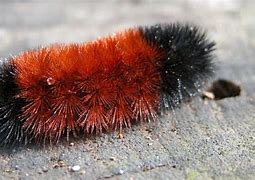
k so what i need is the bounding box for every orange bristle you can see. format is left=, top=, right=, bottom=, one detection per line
left=13, top=29, right=161, bottom=142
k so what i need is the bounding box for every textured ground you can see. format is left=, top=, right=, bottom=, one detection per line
left=0, top=0, right=254, bottom=179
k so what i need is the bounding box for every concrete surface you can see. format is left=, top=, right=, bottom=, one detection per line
left=0, top=0, right=254, bottom=179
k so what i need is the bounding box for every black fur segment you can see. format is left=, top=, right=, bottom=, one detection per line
left=139, top=23, right=215, bottom=111
left=0, top=61, right=27, bottom=147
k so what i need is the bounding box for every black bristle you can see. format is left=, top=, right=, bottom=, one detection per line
left=139, top=23, right=215, bottom=111
left=0, top=61, right=27, bottom=147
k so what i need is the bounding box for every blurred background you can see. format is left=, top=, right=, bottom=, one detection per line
left=0, top=0, right=254, bottom=94
left=0, top=0, right=253, bottom=55
left=0, top=0, right=254, bottom=179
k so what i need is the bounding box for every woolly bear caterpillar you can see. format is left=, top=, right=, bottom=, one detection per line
left=0, top=23, right=215, bottom=146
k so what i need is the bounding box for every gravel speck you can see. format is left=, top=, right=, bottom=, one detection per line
left=118, top=169, right=124, bottom=175
left=80, top=170, right=86, bottom=175
left=71, top=165, right=81, bottom=172
left=42, top=167, right=48, bottom=173
left=109, top=157, right=116, bottom=161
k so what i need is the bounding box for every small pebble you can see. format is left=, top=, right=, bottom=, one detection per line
left=118, top=169, right=124, bottom=175
left=80, top=170, right=86, bottom=175
left=58, top=161, right=65, bottom=167
left=69, top=142, right=74, bottom=146
left=146, top=136, right=152, bottom=140
left=71, top=165, right=81, bottom=172
left=109, top=157, right=116, bottom=161
left=148, top=142, right=153, bottom=146
left=42, top=167, right=48, bottom=173
left=53, top=164, right=59, bottom=169
left=118, top=133, right=124, bottom=139
left=14, top=165, right=20, bottom=170
left=202, top=91, right=215, bottom=100
left=4, top=169, right=14, bottom=173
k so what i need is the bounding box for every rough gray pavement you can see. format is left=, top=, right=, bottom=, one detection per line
left=0, top=0, right=254, bottom=179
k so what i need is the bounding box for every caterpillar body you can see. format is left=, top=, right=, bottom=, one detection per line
left=0, top=23, right=215, bottom=146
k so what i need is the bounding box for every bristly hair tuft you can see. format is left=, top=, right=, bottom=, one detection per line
left=0, top=61, right=27, bottom=146
left=140, top=23, right=215, bottom=111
